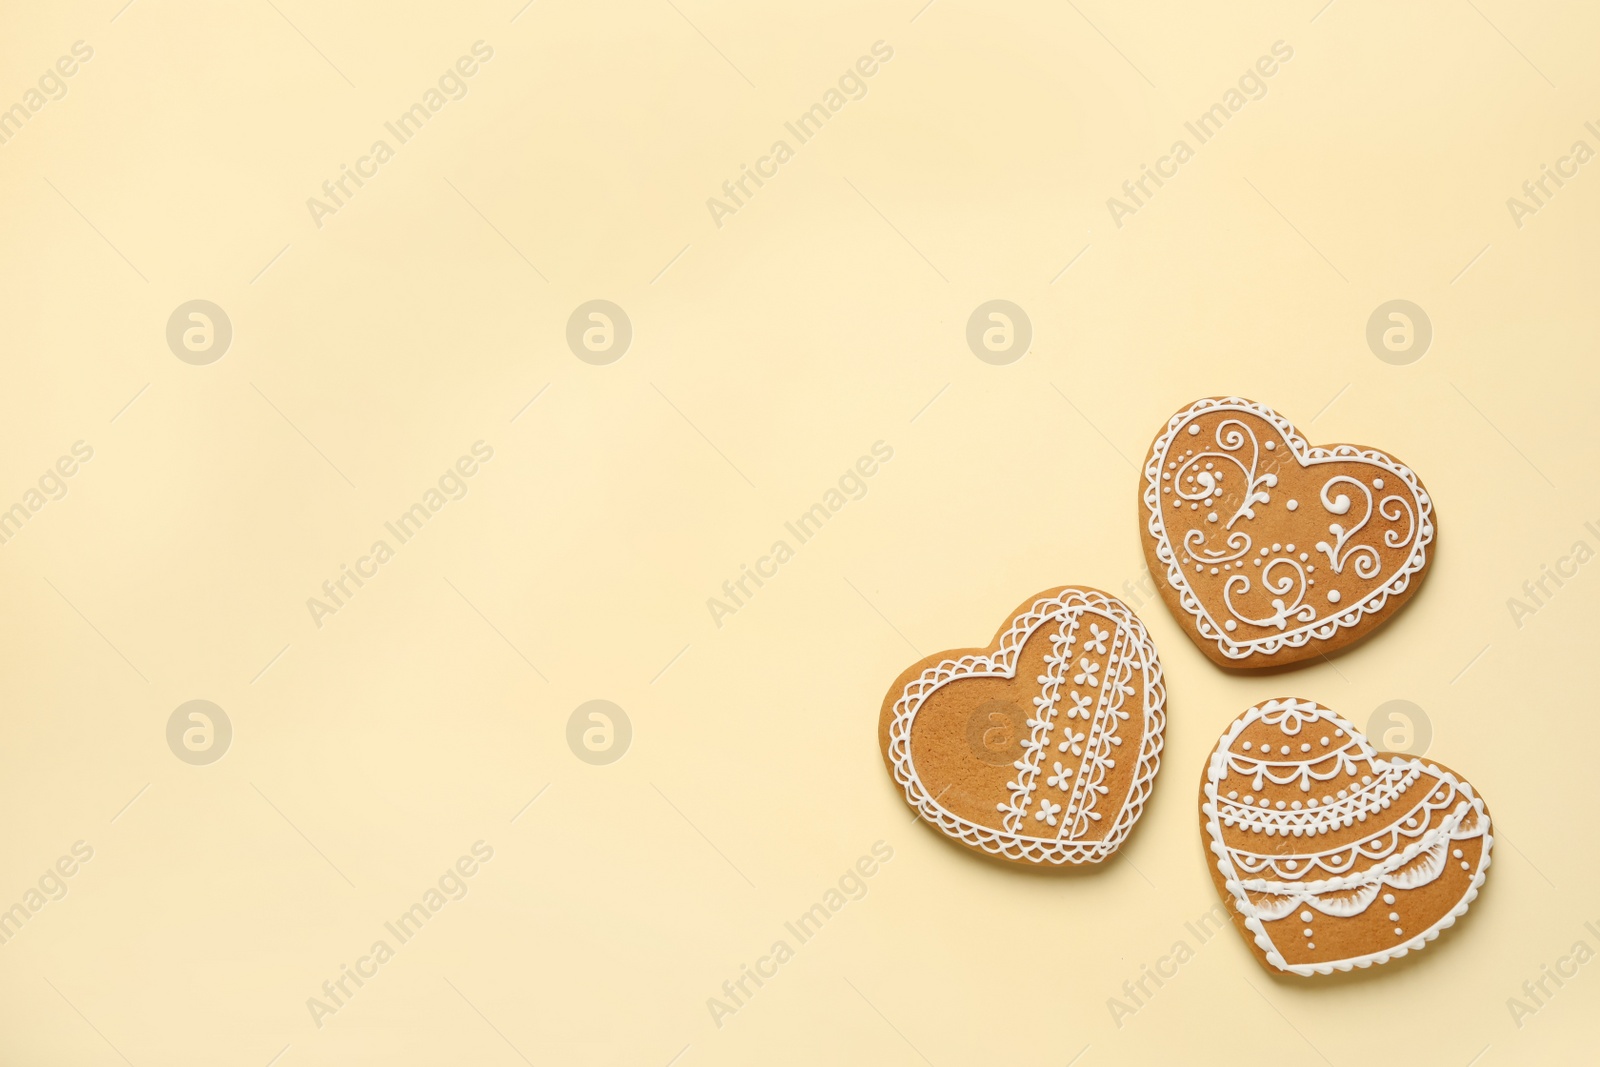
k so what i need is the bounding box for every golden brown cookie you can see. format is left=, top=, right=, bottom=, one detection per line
left=1139, top=396, right=1436, bottom=668
left=1199, top=698, right=1491, bottom=976
left=879, top=586, right=1165, bottom=865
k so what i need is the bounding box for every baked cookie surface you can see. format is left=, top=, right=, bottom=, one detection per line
left=879, top=586, right=1165, bottom=865
left=1200, top=698, right=1491, bottom=976
left=1140, top=396, right=1436, bottom=668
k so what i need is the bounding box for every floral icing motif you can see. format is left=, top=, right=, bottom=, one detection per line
left=882, top=587, right=1166, bottom=866
left=1034, top=799, right=1061, bottom=826
left=1140, top=397, right=1435, bottom=664
left=1201, top=699, right=1492, bottom=977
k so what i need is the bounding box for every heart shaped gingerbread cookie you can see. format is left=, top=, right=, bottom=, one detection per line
left=1200, top=699, right=1491, bottom=976
left=879, top=586, right=1165, bottom=865
left=1140, top=397, right=1436, bottom=668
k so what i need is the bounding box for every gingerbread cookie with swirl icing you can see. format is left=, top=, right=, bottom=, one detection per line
left=1139, top=396, right=1436, bottom=668
left=1200, top=698, right=1491, bottom=976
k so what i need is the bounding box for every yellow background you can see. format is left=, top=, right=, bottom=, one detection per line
left=1, top=0, right=1596, bottom=1063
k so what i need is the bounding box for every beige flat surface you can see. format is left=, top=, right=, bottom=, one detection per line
left=1, top=1, right=1596, bottom=1064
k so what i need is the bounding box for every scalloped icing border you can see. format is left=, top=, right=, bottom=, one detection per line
left=885, top=588, right=1166, bottom=865
left=1142, top=396, right=1436, bottom=661
left=1201, top=705, right=1492, bottom=977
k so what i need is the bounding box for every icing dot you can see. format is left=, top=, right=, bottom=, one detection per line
left=1452, top=849, right=1463, bottom=858
left=1383, top=893, right=1396, bottom=905
left=1188, top=425, right=1200, bottom=436
left=1286, top=544, right=1295, bottom=553
left=1307, top=942, right=1315, bottom=949
left=1395, top=928, right=1404, bottom=936
left=1194, top=564, right=1202, bottom=572
left=1291, top=801, right=1302, bottom=809
left=1301, top=743, right=1311, bottom=752
left=1275, top=800, right=1286, bottom=809
left=1373, top=478, right=1384, bottom=489
left=1307, top=798, right=1318, bottom=807
left=1253, top=559, right=1262, bottom=567
left=1207, top=512, right=1218, bottom=523
left=1461, top=861, right=1470, bottom=870
left=1168, top=461, right=1176, bottom=469
left=1272, top=543, right=1282, bottom=551
left=1265, top=441, right=1276, bottom=450
left=1241, top=741, right=1252, bottom=750
left=1243, top=795, right=1254, bottom=803
left=1205, top=462, right=1214, bottom=470
left=1162, top=472, right=1170, bottom=480
left=1299, top=552, right=1309, bottom=562
left=1319, top=736, right=1329, bottom=746
left=1280, top=745, right=1290, bottom=755
left=1335, top=730, right=1344, bottom=737
left=1225, top=620, right=1237, bottom=631
left=1286, top=499, right=1299, bottom=511
left=1285, top=860, right=1297, bottom=870
left=1300, top=911, right=1313, bottom=923
left=1303, top=928, right=1313, bottom=937
left=1228, top=791, right=1238, bottom=799
left=1327, top=590, right=1341, bottom=604
left=1209, top=567, right=1219, bottom=575
left=1190, top=503, right=1199, bottom=510
left=1388, top=912, right=1399, bottom=922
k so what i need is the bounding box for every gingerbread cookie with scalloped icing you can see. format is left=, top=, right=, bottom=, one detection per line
left=879, top=586, right=1165, bottom=865
left=1139, top=396, right=1436, bottom=668
left=1200, top=698, right=1491, bottom=976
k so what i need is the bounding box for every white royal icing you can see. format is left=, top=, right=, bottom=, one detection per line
left=885, top=589, right=1165, bottom=864
left=1202, top=699, right=1492, bottom=976
left=1141, top=397, right=1434, bottom=660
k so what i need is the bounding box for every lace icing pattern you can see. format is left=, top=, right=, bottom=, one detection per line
left=886, top=589, right=1165, bottom=865
left=1202, top=699, right=1492, bottom=976
left=1141, top=397, right=1435, bottom=660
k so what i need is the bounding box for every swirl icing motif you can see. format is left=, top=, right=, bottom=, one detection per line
left=1141, top=397, right=1434, bottom=663
left=1201, top=699, right=1491, bottom=976
left=883, top=588, right=1165, bottom=865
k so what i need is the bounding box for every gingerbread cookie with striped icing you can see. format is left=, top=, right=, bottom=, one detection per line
left=1200, top=698, right=1491, bottom=976
left=879, top=586, right=1165, bottom=865
left=1139, top=396, right=1435, bottom=668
